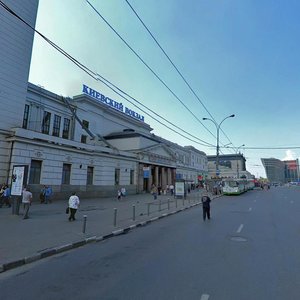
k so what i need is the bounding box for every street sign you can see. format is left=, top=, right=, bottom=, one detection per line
left=175, top=181, right=185, bottom=197
left=143, top=167, right=150, bottom=178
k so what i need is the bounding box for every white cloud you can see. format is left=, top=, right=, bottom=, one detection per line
left=282, top=150, right=296, bottom=161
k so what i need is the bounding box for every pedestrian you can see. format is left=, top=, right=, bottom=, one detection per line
left=42, top=185, right=53, bottom=204
left=40, top=185, right=46, bottom=203
left=117, top=190, right=122, bottom=201
left=22, top=187, right=32, bottom=219
left=169, top=184, right=174, bottom=196
left=121, top=187, right=126, bottom=197
left=158, top=185, right=162, bottom=195
left=47, top=186, right=53, bottom=203
left=3, top=185, right=11, bottom=207
left=68, top=192, right=80, bottom=221
left=151, top=184, right=158, bottom=200
left=201, top=193, right=211, bottom=221
left=0, top=184, right=5, bottom=208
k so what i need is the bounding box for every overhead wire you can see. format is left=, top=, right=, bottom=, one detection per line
left=95, top=73, right=213, bottom=146
left=0, top=0, right=214, bottom=148
left=5, top=1, right=299, bottom=154
left=85, top=0, right=219, bottom=141
left=226, top=146, right=300, bottom=150
left=124, top=0, right=236, bottom=153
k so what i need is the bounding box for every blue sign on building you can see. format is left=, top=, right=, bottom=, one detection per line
left=143, top=167, right=150, bottom=178
left=176, top=173, right=182, bottom=180
left=82, top=84, right=144, bottom=122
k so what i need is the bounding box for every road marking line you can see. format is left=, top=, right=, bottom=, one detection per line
left=200, top=294, right=210, bottom=300
left=249, top=207, right=252, bottom=211
left=237, top=224, right=244, bottom=233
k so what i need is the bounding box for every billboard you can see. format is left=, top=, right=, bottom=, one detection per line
left=11, top=165, right=26, bottom=196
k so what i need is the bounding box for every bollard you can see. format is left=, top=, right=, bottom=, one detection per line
left=182, top=198, right=184, bottom=206
left=132, top=204, right=136, bottom=221
left=159, top=199, right=161, bottom=212
left=82, top=215, right=87, bottom=233
left=175, top=198, right=178, bottom=208
left=147, top=203, right=150, bottom=216
left=167, top=198, right=170, bottom=210
left=114, top=208, right=117, bottom=227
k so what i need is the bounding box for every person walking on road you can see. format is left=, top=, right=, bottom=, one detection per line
left=68, top=192, right=80, bottom=221
left=121, top=187, right=126, bottom=197
left=201, top=193, right=211, bottom=221
left=117, top=190, right=122, bottom=201
left=22, top=187, right=32, bottom=219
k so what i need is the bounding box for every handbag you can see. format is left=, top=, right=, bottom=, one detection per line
left=65, top=207, right=69, bottom=214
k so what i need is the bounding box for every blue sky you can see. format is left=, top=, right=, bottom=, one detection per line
left=28, top=0, right=300, bottom=178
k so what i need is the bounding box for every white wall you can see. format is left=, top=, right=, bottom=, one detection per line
left=0, top=0, right=39, bottom=183
left=0, top=0, right=39, bottom=130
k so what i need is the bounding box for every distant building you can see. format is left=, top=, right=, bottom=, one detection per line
left=261, top=158, right=300, bottom=183
left=284, top=160, right=300, bottom=182
left=207, top=154, right=252, bottom=179
left=261, top=158, right=285, bottom=183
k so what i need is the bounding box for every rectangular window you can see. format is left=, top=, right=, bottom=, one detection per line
left=22, top=104, right=30, bottom=129
left=87, top=166, right=94, bottom=185
left=115, top=168, right=120, bottom=185
left=42, top=111, right=51, bottom=134
left=52, top=114, right=61, bottom=137
left=62, top=118, right=70, bottom=139
left=62, top=163, right=71, bottom=184
left=29, top=160, right=42, bottom=184
left=130, top=170, right=134, bottom=185
left=82, top=120, right=89, bottom=129
left=81, top=135, right=87, bottom=144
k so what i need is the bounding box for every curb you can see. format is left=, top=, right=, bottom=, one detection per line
left=0, top=198, right=216, bottom=274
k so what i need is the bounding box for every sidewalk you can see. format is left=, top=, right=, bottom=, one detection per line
left=0, top=190, right=219, bottom=273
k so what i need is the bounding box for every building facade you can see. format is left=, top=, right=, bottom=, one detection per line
left=207, top=154, right=251, bottom=179
left=0, top=0, right=39, bottom=183
left=284, top=159, right=300, bottom=183
left=262, top=158, right=300, bottom=183
left=261, top=158, right=285, bottom=183
left=0, top=0, right=208, bottom=200
left=4, top=82, right=208, bottom=200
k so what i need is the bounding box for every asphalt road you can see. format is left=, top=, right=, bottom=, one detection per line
left=1, top=187, right=300, bottom=300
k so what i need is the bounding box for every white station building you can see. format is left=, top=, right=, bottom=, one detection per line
left=0, top=0, right=208, bottom=200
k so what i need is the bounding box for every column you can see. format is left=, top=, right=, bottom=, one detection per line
left=147, top=166, right=153, bottom=191
left=155, top=166, right=159, bottom=186
left=162, top=167, right=167, bottom=190
left=167, top=168, right=172, bottom=185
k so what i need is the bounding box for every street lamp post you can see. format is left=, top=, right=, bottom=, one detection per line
left=203, top=114, right=235, bottom=177
left=236, top=144, right=245, bottom=179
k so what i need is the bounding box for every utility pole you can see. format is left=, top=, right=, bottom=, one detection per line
left=203, top=114, right=235, bottom=177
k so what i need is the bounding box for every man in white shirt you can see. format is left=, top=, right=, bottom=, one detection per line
left=68, top=192, right=80, bottom=221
